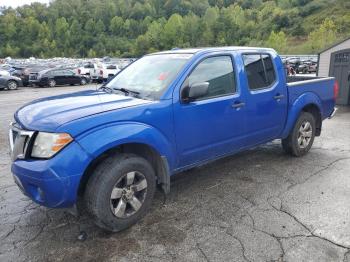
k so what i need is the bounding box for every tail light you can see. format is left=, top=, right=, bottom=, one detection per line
left=333, top=80, right=339, bottom=101
left=78, top=69, right=81, bottom=74
left=100, top=70, right=103, bottom=75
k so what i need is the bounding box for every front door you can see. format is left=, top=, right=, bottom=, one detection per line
left=330, top=50, right=350, bottom=105
left=173, top=55, right=247, bottom=168
left=241, top=53, right=288, bottom=146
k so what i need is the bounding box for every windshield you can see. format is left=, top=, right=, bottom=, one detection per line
left=106, top=53, right=192, bottom=100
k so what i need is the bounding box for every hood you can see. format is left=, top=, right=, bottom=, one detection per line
left=15, top=90, right=152, bottom=131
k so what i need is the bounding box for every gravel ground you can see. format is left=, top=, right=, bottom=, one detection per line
left=0, top=85, right=349, bottom=262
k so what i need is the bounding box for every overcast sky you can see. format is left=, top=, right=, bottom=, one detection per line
left=0, top=0, right=50, bottom=8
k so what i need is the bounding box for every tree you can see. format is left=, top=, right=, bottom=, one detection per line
left=266, top=31, right=287, bottom=53
left=0, top=0, right=348, bottom=57
left=110, top=16, right=124, bottom=35
left=307, top=18, right=337, bottom=53
left=163, top=13, right=184, bottom=48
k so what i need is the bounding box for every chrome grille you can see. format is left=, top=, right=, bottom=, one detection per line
left=9, top=123, right=34, bottom=161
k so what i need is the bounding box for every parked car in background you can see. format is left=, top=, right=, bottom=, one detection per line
left=0, top=69, right=11, bottom=77
left=0, top=73, right=22, bottom=90
left=0, top=64, right=15, bottom=75
left=29, top=69, right=90, bottom=87
left=103, top=64, right=121, bottom=81
left=9, top=47, right=336, bottom=232
left=75, top=62, right=94, bottom=76
left=90, top=63, right=121, bottom=83
left=297, top=61, right=317, bottom=74
left=11, top=66, right=30, bottom=86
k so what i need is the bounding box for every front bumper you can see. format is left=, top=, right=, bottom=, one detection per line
left=11, top=141, right=92, bottom=208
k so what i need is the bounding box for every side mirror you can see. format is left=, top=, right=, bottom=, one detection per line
left=182, top=82, right=209, bottom=102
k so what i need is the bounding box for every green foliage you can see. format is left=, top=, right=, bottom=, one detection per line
left=307, top=18, right=337, bottom=53
left=0, top=0, right=349, bottom=57
left=266, top=31, right=287, bottom=53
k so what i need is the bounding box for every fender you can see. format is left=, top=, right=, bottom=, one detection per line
left=281, top=92, right=322, bottom=139
left=76, top=121, right=176, bottom=171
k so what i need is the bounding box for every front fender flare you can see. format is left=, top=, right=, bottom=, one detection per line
left=281, top=92, right=322, bottom=138
left=76, top=122, right=176, bottom=171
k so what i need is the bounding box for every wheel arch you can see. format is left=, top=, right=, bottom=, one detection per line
left=77, top=142, right=171, bottom=201
left=301, top=104, right=322, bottom=136
left=281, top=92, right=322, bottom=138
left=7, top=79, right=19, bottom=87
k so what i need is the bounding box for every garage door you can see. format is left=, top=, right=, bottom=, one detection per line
left=329, top=49, right=350, bottom=105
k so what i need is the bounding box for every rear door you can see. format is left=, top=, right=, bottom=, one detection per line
left=65, top=70, right=80, bottom=84
left=53, top=70, right=65, bottom=85
left=241, top=53, right=288, bottom=146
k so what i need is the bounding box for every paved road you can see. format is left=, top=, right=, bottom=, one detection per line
left=0, top=85, right=350, bottom=262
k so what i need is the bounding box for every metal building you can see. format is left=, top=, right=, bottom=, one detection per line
left=317, top=37, right=350, bottom=105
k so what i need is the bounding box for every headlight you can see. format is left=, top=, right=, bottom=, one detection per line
left=31, top=132, right=73, bottom=158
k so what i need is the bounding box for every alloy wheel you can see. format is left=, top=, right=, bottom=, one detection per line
left=8, top=81, right=18, bottom=90
left=297, top=121, right=312, bottom=149
left=110, top=171, right=148, bottom=218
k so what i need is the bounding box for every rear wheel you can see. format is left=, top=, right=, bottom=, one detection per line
left=282, top=112, right=316, bottom=157
left=7, top=80, right=18, bottom=90
left=85, top=154, right=156, bottom=232
left=48, top=79, right=56, bottom=87
left=80, top=78, right=87, bottom=85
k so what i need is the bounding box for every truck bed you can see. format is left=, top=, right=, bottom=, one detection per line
left=286, top=76, right=335, bottom=119
left=287, top=75, right=321, bottom=83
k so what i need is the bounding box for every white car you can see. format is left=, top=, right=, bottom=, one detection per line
left=0, top=69, right=10, bottom=77
left=90, top=63, right=121, bottom=83
left=75, top=63, right=94, bottom=76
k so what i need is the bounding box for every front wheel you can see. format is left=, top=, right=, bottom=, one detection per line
left=80, top=78, right=87, bottom=85
left=7, top=80, right=18, bottom=90
left=85, top=154, right=156, bottom=232
left=282, top=112, right=316, bottom=157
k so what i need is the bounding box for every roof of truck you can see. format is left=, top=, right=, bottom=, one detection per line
left=152, top=46, right=275, bottom=55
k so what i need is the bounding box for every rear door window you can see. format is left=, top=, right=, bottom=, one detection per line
left=242, top=54, right=276, bottom=90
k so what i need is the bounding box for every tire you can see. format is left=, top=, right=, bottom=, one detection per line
left=7, top=80, right=18, bottom=90
left=48, top=79, right=56, bottom=87
left=282, top=112, right=316, bottom=157
left=80, top=78, right=87, bottom=85
left=85, top=153, right=156, bottom=232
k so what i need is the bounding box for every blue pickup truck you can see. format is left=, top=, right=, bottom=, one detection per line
left=9, top=47, right=337, bottom=232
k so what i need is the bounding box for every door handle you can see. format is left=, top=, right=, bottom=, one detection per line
left=232, top=102, right=245, bottom=109
left=273, top=94, right=285, bottom=100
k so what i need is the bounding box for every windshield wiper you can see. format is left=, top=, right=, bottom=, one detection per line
left=114, top=87, right=140, bottom=96
left=98, top=85, right=115, bottom=94
left=98, top=85, right=141, bottom=97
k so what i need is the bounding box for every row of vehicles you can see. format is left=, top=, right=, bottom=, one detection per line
left=0, top=58, right=131, bottom=90
left=282, top=56, right=318, bottom=75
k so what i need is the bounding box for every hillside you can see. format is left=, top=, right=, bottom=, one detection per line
left=0, top=0, right=349, bottom=57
